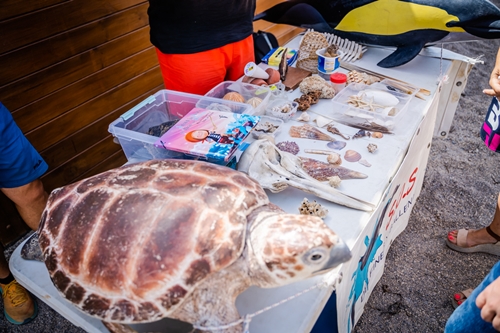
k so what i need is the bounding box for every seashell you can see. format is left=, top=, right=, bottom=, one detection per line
left=367, top=143, right=378, bottom=153
left=299, top=157, right=368, bottom=181
left=315, top=115, right=334, bottom=128
left=347, top=70, right=381, bottom=85
left=296, top=112, right=311, bottom=122
left=327, top=153, right=342, bottom=166
left=246, top=97, right=263, bottom=108
left=353, top=129, right=371, bottom=139
left=327, top=141, right=346, bottom=150
left=265, top=68, right=281, bottom=85
left=344, top=150, right=361, bottom=162
left=358, top=159, right=371, bottom=167
left=289, top=124, right=335, bottom=141
left=328, top=176, right=342, bottom=188
left=358, top=89, right=399, bottom=107
left=276, top=141, right=300, bottom=155
left=372, top=132, right=384, bottom=139
left=223, top=92, right=245, bottom=103
left=298, top=198, right=328, bottom=219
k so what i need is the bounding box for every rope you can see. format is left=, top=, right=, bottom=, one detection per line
left=192, top=272, right=341, bottom=332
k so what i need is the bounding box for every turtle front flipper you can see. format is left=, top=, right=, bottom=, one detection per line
left=20, top=233, right=43, bottom=261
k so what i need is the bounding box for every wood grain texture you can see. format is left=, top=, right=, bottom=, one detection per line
left=25, top=67, right=163, bottom=152
left=0, top=0, right=146, bottom=54
left=12, top=47, right=159, bottom=133
left=0, top=0, right=70, bottom=21
left=0, top=27, right=151, bottom=111
left=0, top=3, right=149, bottom=86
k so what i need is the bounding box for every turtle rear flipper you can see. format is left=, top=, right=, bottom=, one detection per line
left=21, top=233, right=43, bottom=261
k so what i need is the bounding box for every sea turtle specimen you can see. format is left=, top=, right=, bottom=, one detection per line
left=25, top=159, right=351, bottom=332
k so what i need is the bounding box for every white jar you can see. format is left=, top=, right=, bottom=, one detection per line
left=330, top=72, right=347, bottom=94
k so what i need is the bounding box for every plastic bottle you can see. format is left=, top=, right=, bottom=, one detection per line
left=330, top=72, right=348, bottom=94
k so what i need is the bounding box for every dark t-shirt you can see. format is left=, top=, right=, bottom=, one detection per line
left=148, top=0, right=256, bottom=54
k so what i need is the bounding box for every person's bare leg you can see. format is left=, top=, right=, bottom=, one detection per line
left=1, top=179, right=48, bottom=231
left=448, top=193, right=500, bottom=247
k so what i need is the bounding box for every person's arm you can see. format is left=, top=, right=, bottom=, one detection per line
left=483, top=47, right=500, bottom=98
left=476, top=276, right=500, bottom=330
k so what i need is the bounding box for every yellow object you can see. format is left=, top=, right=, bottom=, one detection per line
left=268, top=47, right=287, bottom=66
left=0, top=280, right=37, bottom=324
left=336, top=0, right=465, bottom=35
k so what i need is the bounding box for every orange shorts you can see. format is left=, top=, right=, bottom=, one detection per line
left=155, top=35, right=255, bottom=95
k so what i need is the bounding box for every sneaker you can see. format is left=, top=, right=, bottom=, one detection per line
left=0, top=280, right=38, bottom=325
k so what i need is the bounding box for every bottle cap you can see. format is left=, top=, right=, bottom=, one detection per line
left=330, top=72, right=347, bottom=84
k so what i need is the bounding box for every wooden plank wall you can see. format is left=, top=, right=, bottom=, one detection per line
left=0, top=0, right=302, bottom=246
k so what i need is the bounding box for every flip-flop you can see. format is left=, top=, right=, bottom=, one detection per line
left=452, top=288, right=473, bottom=309
left=445, top=226, right=500, bottom=256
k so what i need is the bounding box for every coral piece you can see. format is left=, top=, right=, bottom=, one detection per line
left=294, top=91, right=322, bottom=111
left=276, top=141, right=300, bottom=155
left=299, top=198, right=328, bottom=219
left=299, top=76, right=336, bottom=99
left=328, top=176, right=342, bottom=188
left=289, top=124, right=336, bottom=141
left=367, top=143, right=378, bottom=153
left=223, top=91, right=245, bottom=103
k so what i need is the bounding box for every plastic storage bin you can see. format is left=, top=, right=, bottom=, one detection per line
left=329, top=81, right=417, bottom=130
left=204, top=81, right=271, bottom=116
left=108, top=89, right=253, bottom=165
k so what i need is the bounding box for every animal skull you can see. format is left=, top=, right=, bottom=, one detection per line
left=238, top=139, right=374, bottom=211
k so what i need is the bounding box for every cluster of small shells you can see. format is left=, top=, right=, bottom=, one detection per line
left=299, top=76, right=336, bottom=99
left=272, top=101, right=294, bottom=114
left=323, top=44, right=339, bottom=57
left=254, top=122, right=279, bottom=133
left=347, top=70, right=381, bottom=85
left=298, top=198, right=328, bottom=219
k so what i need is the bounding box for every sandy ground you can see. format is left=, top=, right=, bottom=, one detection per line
left=2, top=16, right=500, bottom=333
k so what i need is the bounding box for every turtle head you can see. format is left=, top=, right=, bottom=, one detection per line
left=247, top=211, right=351, bottom=288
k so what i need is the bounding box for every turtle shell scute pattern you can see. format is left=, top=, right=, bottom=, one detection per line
left=38, top=159, right=269, bottom=323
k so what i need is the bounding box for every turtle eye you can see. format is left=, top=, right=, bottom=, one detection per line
left=311, top=254, right=322, bottom=261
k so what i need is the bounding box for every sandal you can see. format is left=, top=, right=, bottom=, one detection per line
left=446, top=226, right=500, bottom=256
left=452, top=288, right=473, bottom=309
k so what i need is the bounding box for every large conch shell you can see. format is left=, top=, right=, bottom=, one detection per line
left=238, top=139, right=374, bottom=211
